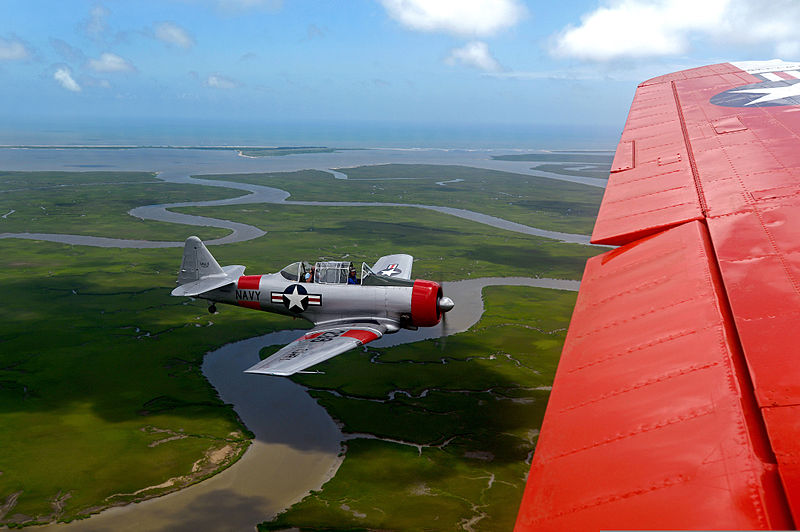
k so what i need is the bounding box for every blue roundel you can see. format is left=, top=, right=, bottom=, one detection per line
left=711, top=79, right=800, bottom=108
left=284, top=284, right=307, bottom=296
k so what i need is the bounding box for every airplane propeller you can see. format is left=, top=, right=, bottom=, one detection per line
left=437, top=293, right=455, bottom=351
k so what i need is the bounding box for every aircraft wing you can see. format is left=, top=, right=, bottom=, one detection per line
left=370, top=254, right=413, bottom=280
left=244, top=324, right=385, bottom=376
left=516, top=60, right=800, bottom=530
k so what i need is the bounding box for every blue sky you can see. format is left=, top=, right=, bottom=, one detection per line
left=2, top=0, right=799, bottom=146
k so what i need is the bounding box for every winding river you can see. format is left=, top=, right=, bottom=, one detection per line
left=5, top=148, right=589, bottom=530
left=0, top=147, right=604, bottom=247
left=38, top=277, right=578, bottom=532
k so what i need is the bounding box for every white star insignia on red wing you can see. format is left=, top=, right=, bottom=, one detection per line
left=733, top=82, right=800, bottom=105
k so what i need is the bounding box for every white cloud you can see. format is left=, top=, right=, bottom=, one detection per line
left=84, top=5, right=110, bottom=39
left=777, top=41, right=800, bottom=58
left=155, top=22, right=195, bottom=49
left=88, top=52, right=135, bottom=72
left=206, top=74, right=240, bottom=89
left=553, top=0, right=800, bottom=62
left=54, top=67, right=81, bottom=92
left=380, top=0, right=526, bottom=37
left=446, top=41, right=502, bottom=72
left=0, top=36, right=31, bottom=61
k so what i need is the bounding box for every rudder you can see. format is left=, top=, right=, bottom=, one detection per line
left=177, top=236, right=224, bottom=285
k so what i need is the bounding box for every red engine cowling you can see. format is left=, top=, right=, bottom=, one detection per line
left=411, top=280, right=443, bottom=327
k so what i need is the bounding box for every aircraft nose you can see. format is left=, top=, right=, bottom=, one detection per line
left=438, top=296, right=454, bottom=313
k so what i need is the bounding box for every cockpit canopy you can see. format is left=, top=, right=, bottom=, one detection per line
left=279, top=260, right=356, bottom=284
left=279, top=261, right=314, bottom=282
left=279, top=259, right=414, bottom=286
left=314, top=261, right=353, bottom=284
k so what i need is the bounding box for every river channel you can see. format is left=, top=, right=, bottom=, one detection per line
left=38, top=277, right=578, bottom=532
left=0, top=147, right=604, bottom=247
left=6, top=148, right=587, bottom=530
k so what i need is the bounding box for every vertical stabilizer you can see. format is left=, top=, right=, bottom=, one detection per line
left=177, top=236, right=224, bottom=285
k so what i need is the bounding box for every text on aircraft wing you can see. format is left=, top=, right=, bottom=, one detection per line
left=516, top=60, right=800, bottom=530
left=244, top=324, right=385, bottom=376
left=370, top=254, right=413, bottom=280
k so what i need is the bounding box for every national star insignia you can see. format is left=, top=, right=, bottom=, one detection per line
left=283, top=285, right=308, bottom=311
left=733, top=82, right=800, bottom=106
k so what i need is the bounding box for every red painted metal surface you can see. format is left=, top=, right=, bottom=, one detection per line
left=676, top=65, right=800, bottom=524
left=591, top=77, right=705, bottom=245
left=410, top=279, right=441, bottom=327
left=236, top=275, right=262, bottom=309
left=515, top=221, right=791, bottom=530
left=521, top=61, right=800, bottom=529
left=236, top=275, right=262, bottom=290
left=340, top=329, right=380, bottom=344
left=763, top=405, right=800, bottom=519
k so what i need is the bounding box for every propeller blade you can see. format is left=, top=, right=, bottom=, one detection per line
left=438, top=296, right=454, bottom=313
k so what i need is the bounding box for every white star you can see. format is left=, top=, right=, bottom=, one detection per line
left=284, top=286, right=307, bottom=311
left=381, top=265, right=401, bottom=276
left=733, top=82, right=800, bottom=106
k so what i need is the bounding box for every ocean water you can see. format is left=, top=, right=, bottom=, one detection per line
left=0, top=118, right=619, bottom=150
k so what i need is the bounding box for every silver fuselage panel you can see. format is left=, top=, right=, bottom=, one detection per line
left=201, top=272, right=413, bottom=327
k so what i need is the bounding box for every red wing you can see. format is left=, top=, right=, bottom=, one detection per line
left=517, top=60, right=800, bottom=530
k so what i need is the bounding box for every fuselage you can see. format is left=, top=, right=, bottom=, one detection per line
left=200, top=273, right=445, bottom=330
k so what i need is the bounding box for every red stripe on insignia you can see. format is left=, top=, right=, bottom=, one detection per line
left=296, top=331, right=324, bottom=341
left=271, top=294, right=283, bottom=302
left=238, top=300, right=260, bottom=310
left=237, top=275, right=261, bottom=290
left=341, top=330, right=379, bottom=344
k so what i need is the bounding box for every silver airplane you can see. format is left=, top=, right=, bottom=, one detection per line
left=171, top=236, right=455, bottom=376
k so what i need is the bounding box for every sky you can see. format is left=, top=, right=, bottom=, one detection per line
left=2, top=0, right=800, bottom=146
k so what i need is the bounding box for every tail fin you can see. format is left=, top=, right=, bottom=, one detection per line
left=172, top=236, right=245, bottom=298
left=177, top=236, right=224, bottom=285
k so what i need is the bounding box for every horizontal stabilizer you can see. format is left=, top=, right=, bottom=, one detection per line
left=371, top=254, right=413, bottom=280
left=171, top=265, right=244, bottom=297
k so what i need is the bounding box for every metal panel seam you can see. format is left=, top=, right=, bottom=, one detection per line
left=671, top=80, right=708, bottom=216
left=698, top=218, right=795, bottom=527
left=707, top=134, right=800, bottom=296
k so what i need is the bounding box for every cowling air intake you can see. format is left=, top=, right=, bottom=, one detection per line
left=410, top=280, right=454, bottom=327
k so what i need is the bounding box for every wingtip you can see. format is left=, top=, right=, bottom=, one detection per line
left=244, top=368, right=294, bottom=377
